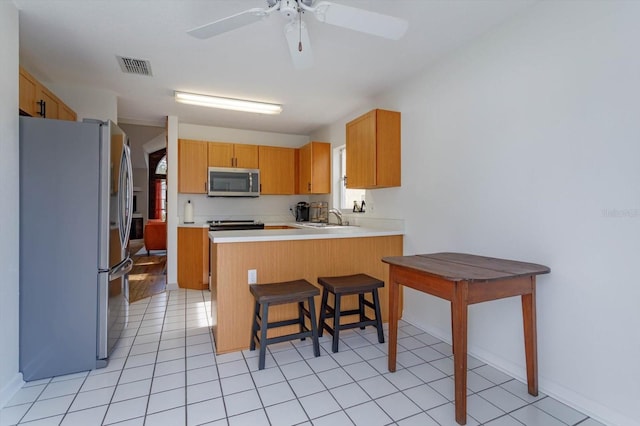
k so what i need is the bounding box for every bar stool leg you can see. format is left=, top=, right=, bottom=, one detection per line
left=358, top=293, right=366, bottom=330
left=308, top=296, right=320, bottom=357
left=372, top=289, right=384, bottom=344
left=318, top=288, right=329, bottom=337
left=259, top=302, right=269, bottom=370
left=298, top=301, right=306, bottom=341
left=250, top=300, right=260, bottom=350
left=332, top=293, right=341, bottom=353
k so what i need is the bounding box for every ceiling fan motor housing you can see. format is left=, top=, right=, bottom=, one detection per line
left=279, top=0, right=298, bottom=18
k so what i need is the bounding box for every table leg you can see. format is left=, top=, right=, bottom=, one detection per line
left=388, top=268, right=399, bottom=373
left=452, top=282, right=469, bottom=425
left=522, top=277, right=538, bottom=396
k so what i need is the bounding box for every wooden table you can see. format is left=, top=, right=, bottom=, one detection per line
left=382, top=252, right=550, bottom=425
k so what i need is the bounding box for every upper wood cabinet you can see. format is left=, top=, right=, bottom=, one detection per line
left=258, top=146, right=296, bottom=195
left=298, top=141, right=331, bottom=194
left=19, top=67, right=77, bottom=121
left=346, top=109, right=401, bottom=189
left=208, top=142, right=259, bottom=168
left=178, top=139, right=208, bottom=194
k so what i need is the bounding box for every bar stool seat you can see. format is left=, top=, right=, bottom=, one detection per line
left=249, top=279, right=320, bottom=370
left=318, top=273, right=385, bottom=353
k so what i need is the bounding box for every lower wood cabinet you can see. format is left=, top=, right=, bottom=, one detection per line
left=177, top=227, right=209, bottom=290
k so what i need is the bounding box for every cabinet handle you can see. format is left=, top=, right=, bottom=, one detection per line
left=37, top=100, right=46, bottom=117
left=344, top=175, right=348, bottom=187
left=307, top=182, right=311, bottom=191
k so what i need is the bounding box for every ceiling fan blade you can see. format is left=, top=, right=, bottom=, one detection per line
left=311, top=1, right=408, bottom=40
left=284, top=20, right=314, bottom=70
left=187, top=7, right=270, bottom=39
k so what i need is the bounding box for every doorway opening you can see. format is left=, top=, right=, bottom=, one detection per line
left=128, top=147, right=167, bottom=303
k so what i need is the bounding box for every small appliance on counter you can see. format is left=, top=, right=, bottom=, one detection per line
left=310, top=201, right=328, bottom=223
left=295, top=202, right=310, bottom=222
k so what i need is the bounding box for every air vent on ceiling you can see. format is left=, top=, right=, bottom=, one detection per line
left=117, top=56, right=152, bottom=76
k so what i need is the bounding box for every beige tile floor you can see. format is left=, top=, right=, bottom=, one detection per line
left=1, top=289, right=603, bottom=426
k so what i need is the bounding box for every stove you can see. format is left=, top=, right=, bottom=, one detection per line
left=208, top=220, right=265, bottom=231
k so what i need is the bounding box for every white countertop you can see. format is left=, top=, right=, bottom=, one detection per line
left=206, top=222, right=404, bottom=243
left=179, top=222, right=210, bottom=228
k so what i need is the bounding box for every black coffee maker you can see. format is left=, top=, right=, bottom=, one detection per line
left=295, top=202, right=310, bottom=222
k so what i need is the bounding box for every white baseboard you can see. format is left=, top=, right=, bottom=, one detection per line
left=402, top=313, right=634, bottom=426
left=165, top=282, right=179, bottom=291
left=0, top=371, right=24, bottom=410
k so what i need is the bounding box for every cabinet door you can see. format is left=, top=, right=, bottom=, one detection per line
left=37, top=87, right=60, bottom=120
left=375, top=109, right=401, bottom=188
left=19, top=68, right=38, bottom=116
left=58, top=104, right=77, bottom=121
left=310, top=141, right=331, bottom=194
left=234, top=144, right=259, bottom=169
left=298, top=143, right=312, bottom=193
left=177, top=228, right=209, bottom=290
left=259, top=146, right=295, bottom=194
left=178, top=139, right=208, bottom=193
left=346, top=110, right=377, bottom=188
left=298, top=141, right=331, bottom=194
left=208, top=142, right=235, bottom=167
left=19, top=66, right=78, bottom=121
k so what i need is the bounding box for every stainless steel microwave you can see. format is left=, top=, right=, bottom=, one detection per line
left=208, top=167, right=260, bottom=197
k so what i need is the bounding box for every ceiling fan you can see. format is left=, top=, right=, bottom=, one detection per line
left=187, top=0, right=408, bottom=70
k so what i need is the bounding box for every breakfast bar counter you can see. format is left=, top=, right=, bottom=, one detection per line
left=209, top=223, right=403, bottom=243
left=209, top=224, right=404, bottom=354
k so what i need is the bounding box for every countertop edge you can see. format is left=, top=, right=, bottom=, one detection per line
left=209, top=227, right=403, bottom=243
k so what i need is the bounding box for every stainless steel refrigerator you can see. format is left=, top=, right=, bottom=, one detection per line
left=19, top=116, right=134, bottom=381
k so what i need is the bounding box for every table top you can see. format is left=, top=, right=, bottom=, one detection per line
left=382, top=252, right=550, bottom=282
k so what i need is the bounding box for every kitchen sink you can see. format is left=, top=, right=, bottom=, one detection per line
left=295, top=223, right=358, bottom=229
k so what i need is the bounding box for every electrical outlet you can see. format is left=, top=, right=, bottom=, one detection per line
left=248, top=269, right=257, bottom=284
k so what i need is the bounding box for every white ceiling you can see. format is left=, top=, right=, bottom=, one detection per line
left=15, top=0, right=536, bottom=135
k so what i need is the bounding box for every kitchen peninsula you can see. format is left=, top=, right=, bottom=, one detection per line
left=209, top=225, right=403, bottom=354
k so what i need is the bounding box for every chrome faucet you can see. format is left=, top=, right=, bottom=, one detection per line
left=328, top=208, right=343, bottom=225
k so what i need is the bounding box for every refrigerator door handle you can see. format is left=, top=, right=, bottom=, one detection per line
left=109, top=257, right=133, bottom=281
left=118, top=143, right=134, bottom=253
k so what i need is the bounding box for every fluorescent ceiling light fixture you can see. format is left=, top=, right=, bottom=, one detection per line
left=174, top=91, right=282, bottom=115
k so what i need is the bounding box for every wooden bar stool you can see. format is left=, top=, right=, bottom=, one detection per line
left=249, top=279, right=320, bottom=370
left=318, top=273, right=385, bottom=353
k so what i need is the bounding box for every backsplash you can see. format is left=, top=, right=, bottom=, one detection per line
left=177, top=193, right=319, bottom=224
left=176, top=194, right=404, bottom=231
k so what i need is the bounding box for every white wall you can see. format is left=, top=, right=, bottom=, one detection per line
left=166, top=116, right=179, bottom=290
left=313, top=2, right=640, bottom=425
left=0, top=1, right=22, bottom=408
left=179, top=123, right=308, bottom=148
left=47, top=83, right=118, bottom=123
